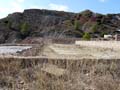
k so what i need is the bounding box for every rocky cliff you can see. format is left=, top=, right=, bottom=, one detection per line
left=0, top=9, right=120, bottom=43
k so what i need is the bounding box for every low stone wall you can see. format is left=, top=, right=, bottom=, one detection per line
left=75, top=41, right=120, bottom=49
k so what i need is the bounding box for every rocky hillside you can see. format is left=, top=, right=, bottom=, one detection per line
left=0, top=9, right=120, bottom=43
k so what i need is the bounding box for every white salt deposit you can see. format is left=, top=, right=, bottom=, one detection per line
left=0, top=46, right=32, bottom=54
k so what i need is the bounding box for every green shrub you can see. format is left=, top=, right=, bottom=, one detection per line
left=20, top=22, right=29, bottom=36
left=83, top=32, right=91, bottom=40
left=91, top=23, right=98, bottom=33
left=100, top=32, right=107, bottom=37
left=74, top=20, right=81, bottom=30
left=64, top=20, right=73, bottom=28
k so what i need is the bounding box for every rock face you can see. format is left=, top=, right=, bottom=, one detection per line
left=0, top=9, right=120, bottom=43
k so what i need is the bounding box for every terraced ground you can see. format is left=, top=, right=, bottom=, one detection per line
left=42, top=43, right=120, bottom=59
left=0, top=42, right=120, bottom=59
left=1, top=42, right=120, bottom=90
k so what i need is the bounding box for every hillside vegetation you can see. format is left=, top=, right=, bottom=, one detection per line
left=0, top=9, right=120, bottom=43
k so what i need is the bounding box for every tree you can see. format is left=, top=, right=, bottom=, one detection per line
left=20, top=22, right=29, bottom=36
left=83, top=32, right=91, bottom=40
left=74, top=20, right=81, bottom=30
left=91, top=23, right=98, bottom=33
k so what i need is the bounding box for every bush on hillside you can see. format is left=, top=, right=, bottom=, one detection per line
left=91, top=23, right=99, bottom=33
left=83, top=32, right=91, bottom=40
left=74, top=20, right=81, bottom=30
left=63, top=20, right=73, bottom=28
left=20, top=22, right=29, bottom=37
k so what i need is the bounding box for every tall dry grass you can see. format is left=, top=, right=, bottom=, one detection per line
left=0, top=58, right=120, bottom=90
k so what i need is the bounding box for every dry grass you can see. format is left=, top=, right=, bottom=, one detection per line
left=0, top=40, right=120, bottom=90
left=0, top=57, right=120, bottom=90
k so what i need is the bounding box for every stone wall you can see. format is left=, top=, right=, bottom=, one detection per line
left=75, top=41, right=120, bottom=49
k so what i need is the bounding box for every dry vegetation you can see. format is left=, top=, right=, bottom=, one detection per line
left=0, top=40, right=120, bottom=90
left=0, top=58, right=120, bottom=90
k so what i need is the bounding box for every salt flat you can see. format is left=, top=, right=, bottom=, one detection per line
left=0, top=46, right=32, bottom=54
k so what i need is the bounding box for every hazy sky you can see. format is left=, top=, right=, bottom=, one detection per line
left=0, top=0, right=119, bottom=18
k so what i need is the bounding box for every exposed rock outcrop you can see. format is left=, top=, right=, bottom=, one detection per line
left=0, top=9, right=120, bottom=43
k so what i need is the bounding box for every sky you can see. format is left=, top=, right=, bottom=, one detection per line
left=0, top=0, right=120, bottom=18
